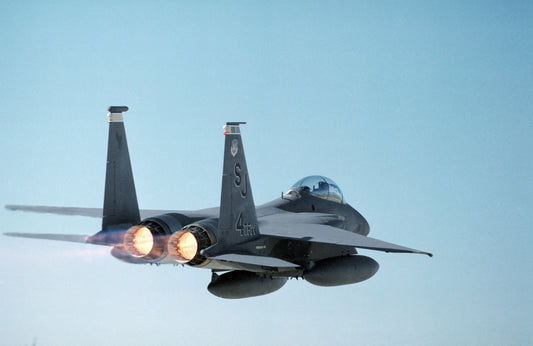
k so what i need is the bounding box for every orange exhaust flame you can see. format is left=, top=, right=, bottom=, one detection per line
left=168, top=231, right=198, bottom=263
left=124, top=226, right=154, bottom=257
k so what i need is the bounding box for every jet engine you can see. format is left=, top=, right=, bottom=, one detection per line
left=167, top=219, right=217, bottom=266
left=121, top=214, right=218, bottom=265
left=122, top=213, right=188, bottom=262
left=207, top=271, right=288, bottom=299
left=304, top=255, right=379, bottom=286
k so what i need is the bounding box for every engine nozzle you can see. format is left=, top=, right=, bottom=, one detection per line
left=122, top=219, right=169, bottom=261
left=167, top=222, right=217, bottom=266
left=168, top=231, right=198, bottom=263
left=123, top=225, right=154, bottom=257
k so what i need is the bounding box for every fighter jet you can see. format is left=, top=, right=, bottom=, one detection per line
left=5, top=106, right=432, bottom=299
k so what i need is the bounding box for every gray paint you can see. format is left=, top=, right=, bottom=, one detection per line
left=207, top=270, right=287, bottom=299
left=101, top=107, right=140, bottom=231
left=215, top=122, right=259, bottom=252
left=304, top=255, right=379, bottom=286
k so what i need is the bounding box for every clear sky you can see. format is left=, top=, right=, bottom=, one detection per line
left=1, top=1, right=532, bottom=345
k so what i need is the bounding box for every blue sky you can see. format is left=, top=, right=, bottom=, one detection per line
left=1, top=1, right=532, bottom=345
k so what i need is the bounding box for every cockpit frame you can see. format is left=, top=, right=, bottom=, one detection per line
left=285, top=176, right=344, bottom=204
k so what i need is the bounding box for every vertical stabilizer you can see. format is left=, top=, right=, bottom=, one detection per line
left=216, top=122, right=259, bottom=249
left=101, top=106, right=140, bottom=231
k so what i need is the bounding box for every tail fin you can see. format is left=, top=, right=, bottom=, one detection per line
left=216, top=122, right=259, bottom=249
left=101, top=106, right=140, bottom=231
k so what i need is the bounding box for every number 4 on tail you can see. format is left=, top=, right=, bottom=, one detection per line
left=236, top=212, right=256, bottom=237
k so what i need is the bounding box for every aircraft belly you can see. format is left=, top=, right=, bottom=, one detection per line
left=306, top=243, right=357, bottom=262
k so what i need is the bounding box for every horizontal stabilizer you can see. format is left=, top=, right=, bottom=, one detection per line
left=260, top=223, right=433, bottom=257
left=4, top=232, right=88, bottom=243
left=4, top=205, right=218, bottom=220
left=211, top=253, right=298, bottom=268
left=5, top=205, right=102, bottom=217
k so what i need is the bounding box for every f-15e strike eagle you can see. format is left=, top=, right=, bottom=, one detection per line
left=5, top=106, right=431, bottom=299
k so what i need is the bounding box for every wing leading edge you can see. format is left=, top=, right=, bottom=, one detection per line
left=4, top=205, right=218, bottom=220
left=260, top=223, right=433, bottom=257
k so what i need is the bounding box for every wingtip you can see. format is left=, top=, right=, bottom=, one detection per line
left=412, top=248, right=433, bottom=257
left=412, top=250, right=433, bottom=257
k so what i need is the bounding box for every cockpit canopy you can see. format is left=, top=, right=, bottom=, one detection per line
left=286, top=175, right=344, bottom=203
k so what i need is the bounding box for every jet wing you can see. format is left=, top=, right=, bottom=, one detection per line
left=4, top=205, right=218, bottom=220
left=259, top=213, right=432, bottom=257
left=5, top=205, right=102, bottom=217
left=3, top=205, right=219, bottom=246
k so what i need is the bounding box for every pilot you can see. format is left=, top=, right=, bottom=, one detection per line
left=316, top=181, right=328, bottom=193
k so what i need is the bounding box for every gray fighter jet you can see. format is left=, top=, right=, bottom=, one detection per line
left=5, top=106, right=431, bottom=299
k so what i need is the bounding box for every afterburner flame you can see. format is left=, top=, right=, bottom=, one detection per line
left=124, top=226, right=154, bottom=257
left=168, top=231, right=198, bottom=263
